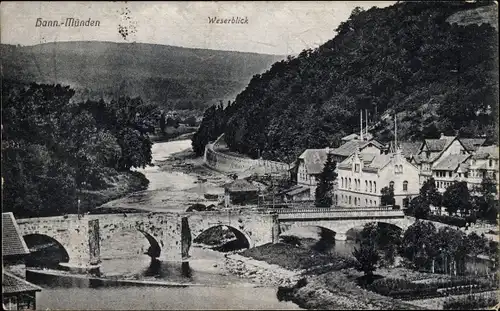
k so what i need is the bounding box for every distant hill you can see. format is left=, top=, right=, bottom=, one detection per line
left=0, top=41, right=284, bottom=110
left=193, top=1, right=498, bottom=163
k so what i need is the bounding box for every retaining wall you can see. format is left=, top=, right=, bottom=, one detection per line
left=204, top=143, right=289, bottom=174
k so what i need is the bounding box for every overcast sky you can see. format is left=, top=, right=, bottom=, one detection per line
left=1, top=1, right=395, bottom=55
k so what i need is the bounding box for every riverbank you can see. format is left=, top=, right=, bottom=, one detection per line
left=220, top=242, right=422, bottom=310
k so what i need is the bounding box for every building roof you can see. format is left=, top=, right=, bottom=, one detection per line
left=341, top=132, right=374, bottom=141
left=424, top=139, right=448, bottom=151
left=298, top=148, right=329, bottom=175
left=2, top=212, right=30, bottom=257
left=2, top=271, right=42, bottom=294
left=223, top=179, right=259, bottom=192
left=400, top=141, right=423, bottom=158
left=339, top=152, right=393, bottom=173
left=433, top=154, right=471, bottom=171
left=474, top=145, right=499, bottom=159
left=365, top=153, right=393, bottom=170
left=286, top=186, right=311, bottom=196
left=460, top=138, right=487, bottom=152
left=331, top=140, right=383, bottom=158
left=341, top=133, right=360, bottom=141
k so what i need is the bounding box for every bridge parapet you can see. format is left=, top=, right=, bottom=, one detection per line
left=276, top=209, right=404, bottom=221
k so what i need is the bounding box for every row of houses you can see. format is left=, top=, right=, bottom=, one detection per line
left=285, top=132, right=498, bottom=208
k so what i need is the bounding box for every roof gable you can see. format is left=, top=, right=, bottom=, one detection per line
left=2, top=212, right=30, bottom=257
left=433, top=154, right=471, bottom=171
left=2, top=271, right=42, bottom=294
left=460, top=138, right=487, bottom=152
left=299, top=149, right=329, bottom=175
left=400, top=141, right=423, bottom=158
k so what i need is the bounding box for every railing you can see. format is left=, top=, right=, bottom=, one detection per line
left=256, top=206, right=403, bottom=215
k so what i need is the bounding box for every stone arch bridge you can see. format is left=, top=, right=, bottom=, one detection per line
left=17, top=207, right=416, bottom=270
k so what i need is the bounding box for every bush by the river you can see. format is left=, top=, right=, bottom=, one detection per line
left=443, top=293, right=499, bottom=310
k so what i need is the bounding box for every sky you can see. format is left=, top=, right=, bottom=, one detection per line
left=0, top=1, right=395, bottom=55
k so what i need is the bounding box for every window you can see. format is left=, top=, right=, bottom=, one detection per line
left=403, top=181, right=408, bottom=192
left=349, top=196, right=352, bottom=205
left=374, top=182, right=377, bottom=193
left=489, top=159, right=493, bottom=167
left=365, top=180, right=368, bottom=192
left=464, top=172, right=468, bottom=178
left=349, top=178, right=351, bottom=189
left=449, top=171, right=452, bottom=177
left=355, top=164, right=360, bottom=172
left=341, top=177, right=344, bottom=188
left=369, top=181, right=373, bottom=193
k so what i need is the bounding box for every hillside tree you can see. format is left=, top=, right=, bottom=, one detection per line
left=315, top=153, right=338, bottom=207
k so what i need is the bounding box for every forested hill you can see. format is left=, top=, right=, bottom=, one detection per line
left=192, top=1, right=498, bottom=163
left=0, top=41, right=284, bottom=111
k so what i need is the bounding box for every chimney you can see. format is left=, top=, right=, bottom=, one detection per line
left=440, top=133, right=445, bottom=139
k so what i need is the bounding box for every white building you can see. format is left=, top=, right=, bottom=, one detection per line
left=336, top=147, right=420, bottom=208
left=295, top=140, right=384, bottom=199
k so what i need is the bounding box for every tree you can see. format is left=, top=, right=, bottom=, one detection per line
left=400, top=220, right=437, bottom=270
left=358, top=222, right=402, bottom=266
left=420, top=177, right=442, bottom=210
left=475, top=176, right=499, bottom=223
left=2, top=82, right=156, bottom=217
left=159, top=111, right=166, bottom=134
left=184, top=116, right=197, bottom=127
left=315, top=153, right=337, bottom=207
left=353, top=241, right=380, bottom=279
left=465, top=232, right=488, bottom=274
left=380, top=185, right=395, bottom=206
left=442, top=181, right=472, bottom=216
left=435, top=227, right=469, bottom=275
left=409, top=195, right=430, bottom=219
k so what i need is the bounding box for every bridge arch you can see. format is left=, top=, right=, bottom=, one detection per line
left=189, top=225, right=253, bottom=256
left=343, top=221, right=406, bottom=239
left=23, top=234, right=70, bottom=268
left=279, top=224, right=337, bottom=240
left=99, top=224, right=162, bottom=260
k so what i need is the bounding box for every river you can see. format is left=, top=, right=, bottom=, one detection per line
left=31, top=139, right=301, bottom=310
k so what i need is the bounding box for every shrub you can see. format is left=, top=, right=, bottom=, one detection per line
left=443, top=294, right=498, bottom=310
left=366, top=278, right=438, bottom=298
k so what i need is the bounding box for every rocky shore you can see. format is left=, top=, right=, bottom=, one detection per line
left=224, top=253, right=303, bottom=287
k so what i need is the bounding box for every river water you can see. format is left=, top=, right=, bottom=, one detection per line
left=32, top=139, right=301, bottom=310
